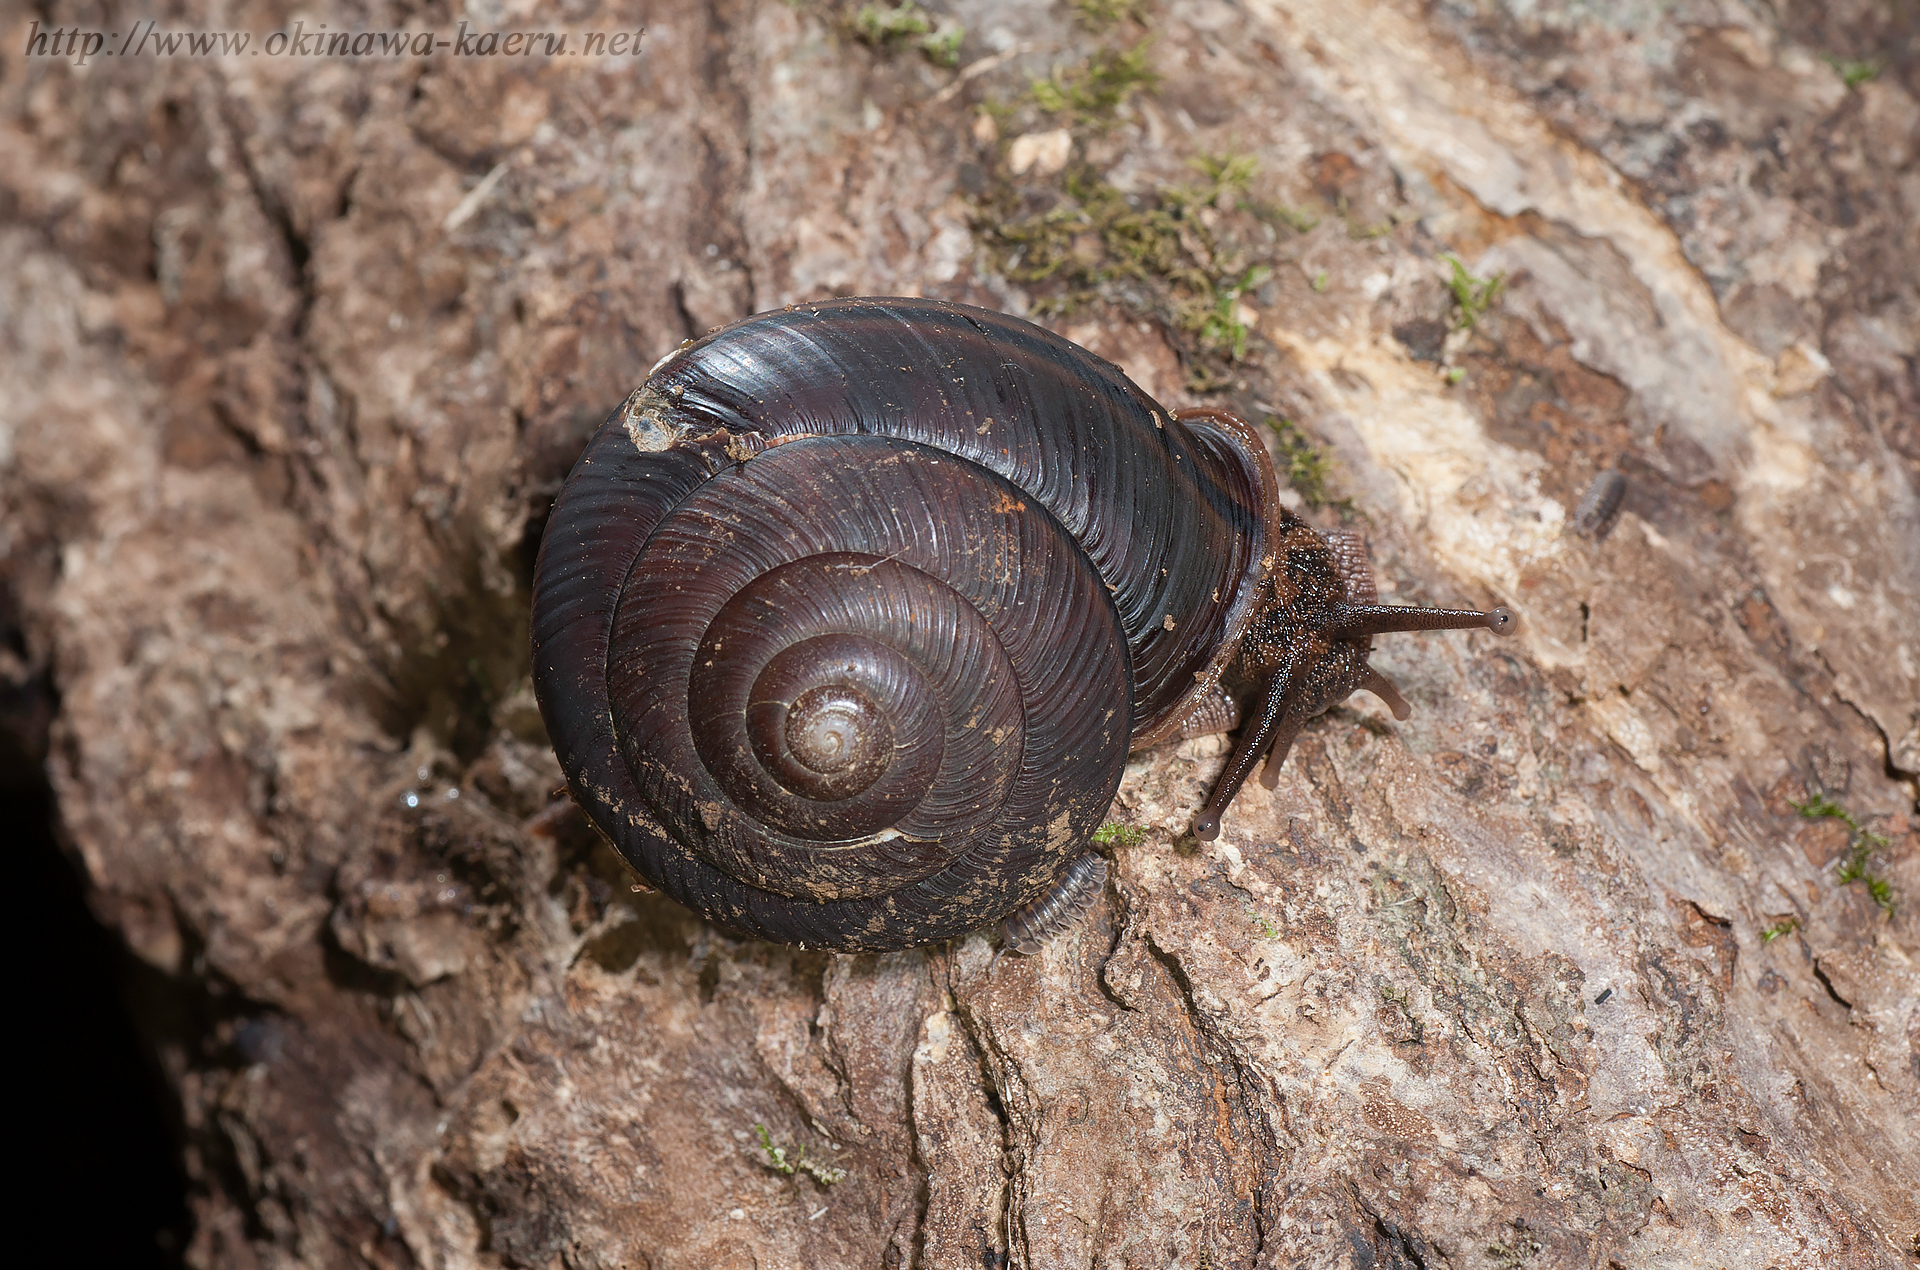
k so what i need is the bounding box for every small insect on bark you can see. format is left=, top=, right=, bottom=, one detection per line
left=1572, top=469, right=1628, bottom=538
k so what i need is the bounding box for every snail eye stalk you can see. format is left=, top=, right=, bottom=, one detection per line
left=1323, top=604, right=1515, bottom=640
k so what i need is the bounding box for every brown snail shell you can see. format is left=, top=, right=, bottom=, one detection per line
left=531, top=298, right=1276, bottom=951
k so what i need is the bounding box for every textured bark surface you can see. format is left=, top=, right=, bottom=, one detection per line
left=4, top=1, right=1920, bottom=1266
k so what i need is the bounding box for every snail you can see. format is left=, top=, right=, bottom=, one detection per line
left=530, top=298, right=1513, bottom=953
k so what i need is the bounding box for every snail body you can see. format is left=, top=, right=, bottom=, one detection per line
left=531, top=298, right=1510, bottom=952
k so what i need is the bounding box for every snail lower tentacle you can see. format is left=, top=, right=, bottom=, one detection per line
left=1193, top=652, right=1306, bottom=842
left=1359, top=668, right=1412, bottom=721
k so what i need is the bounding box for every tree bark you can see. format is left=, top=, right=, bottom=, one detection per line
left=4, top=1, right=1919, bottom=1266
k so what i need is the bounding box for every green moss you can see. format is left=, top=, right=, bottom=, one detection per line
left=985, top=168, right=1216, bottom=302
left=853, top=1, right=931, bottom=40
left=1309, top=270, right=1328, bottom=292
left=1827, top=56, right=1881, bottom=87
left=1841, top=850, right=1896, bottom=913
left=1191, top=152, right=1313, bottom=234
left=1759, top=919, right=1799, bottom=944
left=1791, top=792, right=1896, bottom=915
left=976, top=92, right=1309, bottom=392
left=979, top=152, right=1280, bottom=390
left=1791, top=791, right=1847, bottom=821
left=921, top=24, right=965, bottom=66
left=1442, top=253, right=1505, bottom=329
left=1265, top=415, right=1334, bottom=508
left=1030, top=41, right=1158, bottom=125
left=852, top=2, right=964, bottom=66
left=1182, top=264, right=1270, bottom=361
left=1251, top=201, right=1320, bottom=234
left=1190, top=151, right=1257, bottom=191
left=1071, top=0, right=1148, bottom=29
left=1092, top=822, right=1144, bottom=847
left=1182, top=361, right=1236, bottom=393
left=753, top=1124, right=847, bottom=1185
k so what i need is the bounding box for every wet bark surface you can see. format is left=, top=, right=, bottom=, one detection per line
left=3, top=1, right=1918, bottom=1266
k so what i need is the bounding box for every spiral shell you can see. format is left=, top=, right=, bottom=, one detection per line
left=531, top=298, right=1276, bottom=950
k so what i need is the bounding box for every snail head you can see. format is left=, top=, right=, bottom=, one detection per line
left=1191, top=521, right=1514, bottom=841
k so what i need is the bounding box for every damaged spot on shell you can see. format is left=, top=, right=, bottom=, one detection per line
left=621, top=386, right=696, bottom=453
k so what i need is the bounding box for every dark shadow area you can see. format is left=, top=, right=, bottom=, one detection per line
left=4, top=657, right=191, bottom=1264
